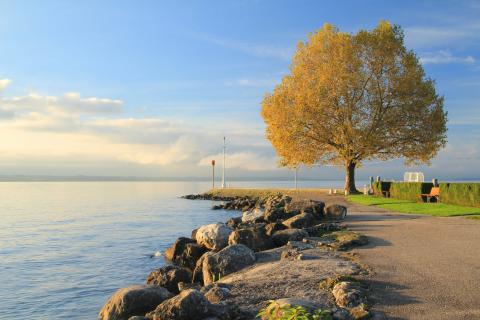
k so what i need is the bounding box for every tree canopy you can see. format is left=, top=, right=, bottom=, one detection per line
left=261, top=21, right=447, bottom=193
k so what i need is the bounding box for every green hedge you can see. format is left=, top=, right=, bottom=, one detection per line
left=373, top=181, right=480, bottom=207
left=372, top=181, right=433, bottom=201
left=439, top=183, right=480, bottom=208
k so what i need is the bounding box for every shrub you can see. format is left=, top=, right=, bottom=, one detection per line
left=440, top=183, right=480, bottom=208
left=258, top=301, right=332, bottom=320
left=373, top=182, right=432, bottom=201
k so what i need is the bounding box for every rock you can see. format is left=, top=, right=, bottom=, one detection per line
left=147, top=289, right=210, bottom=320
left=204, top=285, right=231, bottom=303
left=202, top=244, right=256, bottom=285
left=332, top=281, right=367, bottom=308
left=263, top=195, right=294, bottom=222
left=128, top=317, right=149, bottom=320
left=286, top=240, right=314, bottom=250
left=227, top=225, right=274, bottom=252
left=264, top=222, right=287, bottom=236
left=164, top=237, right=196, bottom=262
left=225, top=216, right=242, bottom=229
left=324, top=205, right=348, bottom=221
left=304, top=223, right=344, bottom=236
left=192, top=252, right=214, bottom=284
left=177, top=282, right=201, bottom=292
left=191, top=228, right=198, bottom=240
left=285, top=200, right=325, bottom=219
left=271, top=228, right=309, bottom=247
left=175, top=243, right=207, bottom=270
left=98, top=285, right=173, bottom=320
left=241, top=208, right=265, bottom=223
left=196, top=223, right=233, bottom=251
left=146, top=265, right=191, bottom=294
left=282, top=212, right=315, bottom=229
left=280, top=249, right=304, bottom=261
left=208, top=303, right=243, bottom=320
left=349, top=304, right=370, bottom=319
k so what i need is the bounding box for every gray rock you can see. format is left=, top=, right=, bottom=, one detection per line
left=225, top=216, right=242, bottom=229
left=271, top=228, right=309, bottom=247
left=204, top=285, right=231, bottom=303
left=196, top=223, right=233, bottom=251
left=164, top=237, right=196, bottom=262
left=175, top=243, right=207, bottom=270
left=264, top=222, right=287, bottom=236
left=282, top=212, right=315, bottom=229
left=227, top=225, right=274, bottom=252
left=285, top=200, right=325, bottom=219
left=332, top=281, right=367, bottom=308
left=98, top=285, right=173, bottom=320
left=192, top=252, right=214, bottom=284
left=324, top=205, right=347, bottom=221
left=146, top=265, right=191, bottom=294
left=241, top=208, right=265, bottom=223
left=148, top=289, right=210, bottom=320
left=202, top=244, right=256, bottom=285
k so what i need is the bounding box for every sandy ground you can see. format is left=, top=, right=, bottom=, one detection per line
left=300, top=192, right=480, bottom=320
left=219, top=246, right=360, bottom=318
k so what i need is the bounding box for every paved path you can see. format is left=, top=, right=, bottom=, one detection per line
left=298, top=192, right=480, bottom=320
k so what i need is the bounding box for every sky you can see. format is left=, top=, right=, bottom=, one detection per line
left=0, top=0, right=479, bottom=181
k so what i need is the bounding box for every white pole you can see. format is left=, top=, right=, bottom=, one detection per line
left=294, top=167, right=298, bottom=189
left=222, top=137, right=226, bottom=189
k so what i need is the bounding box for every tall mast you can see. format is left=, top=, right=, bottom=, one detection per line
left=222, top=136, right=226, bottom=189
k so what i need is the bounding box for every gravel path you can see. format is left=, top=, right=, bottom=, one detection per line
left=303, top=192, right=480, bottom=320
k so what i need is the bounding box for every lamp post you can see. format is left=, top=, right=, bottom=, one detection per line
left=221, top=137, right=226, bottom=189
left=211, top=160, right=215, bottom=189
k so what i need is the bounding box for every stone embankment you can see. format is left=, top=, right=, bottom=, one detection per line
left=99, top=192, right=378, bottom=320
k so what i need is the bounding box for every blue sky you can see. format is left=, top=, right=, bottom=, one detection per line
left=0, top=0, right=479, bottom=181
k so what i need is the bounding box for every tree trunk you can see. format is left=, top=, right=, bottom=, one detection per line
left=345, top=160, right=358, bottom=194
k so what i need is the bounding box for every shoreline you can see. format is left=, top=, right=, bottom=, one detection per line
left=99, top=189, right=379, bottom=320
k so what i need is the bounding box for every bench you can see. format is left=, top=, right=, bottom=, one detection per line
left=420, top=187, right=440, bottom=203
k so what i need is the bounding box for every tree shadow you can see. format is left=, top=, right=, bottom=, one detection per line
left=365, top=279, right=420, bottom=320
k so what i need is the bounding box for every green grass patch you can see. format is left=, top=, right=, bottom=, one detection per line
left=347, top=195, right=480, bottom=217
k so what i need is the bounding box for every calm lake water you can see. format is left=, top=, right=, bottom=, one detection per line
left=0, top=180, right=352, bottom=319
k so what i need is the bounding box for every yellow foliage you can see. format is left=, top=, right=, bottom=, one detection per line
left=261, top=21, right=447, bottom=191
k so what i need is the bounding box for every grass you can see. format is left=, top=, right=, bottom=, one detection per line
left=347, top=194, right=480, bottom=217
left=204, top=188, right=328, bottom=200
left=466, top=215, right=480, bottom=220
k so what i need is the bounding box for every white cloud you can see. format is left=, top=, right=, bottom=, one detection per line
left=195, top=33, right=294, bottom=61
left=225, top=77, right=279, bottom=88
left=0, top=79, right=11, bottom=92
left=405, top=27, right=472, bottom=48
left=198, top=152, right=277, bottom=171
left=419, top=50, right=476, bottom=65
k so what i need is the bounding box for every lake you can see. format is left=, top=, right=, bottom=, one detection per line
left=0, top=180, right=352, bottom=319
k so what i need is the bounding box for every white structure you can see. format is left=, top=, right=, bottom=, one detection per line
left=221, top=137, right=226, bottom=189
left=404, top=172, right=424, bottom=182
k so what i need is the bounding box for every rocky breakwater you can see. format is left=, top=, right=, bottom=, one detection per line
left=98, top=194, right=376, bottom=320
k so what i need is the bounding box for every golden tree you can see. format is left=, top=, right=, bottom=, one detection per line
left=261, top=21, right=447, bottom=193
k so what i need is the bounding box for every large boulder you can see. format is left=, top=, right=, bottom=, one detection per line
left=282, top=212, right=315, bottom=229
left=227, top=225, right=274, bottom=252
left=192, top=252, right=213, bottom=284
left=175, top=243, right=207, bottom=270
left=147, top=289, right=211, bottom=320
left=285, top=200, right=325, bottom=219
left=264, top=222, right=287, bottom=236
left=263, top=195, right=292, bottom=222
left=164, top=237, right=195, bottom=262
left=146, top=266, right=191, bottom=294
left=241, top=208, right=265, bottom=223
left=332, top=281, right=367, bottom=308
left=98, top=285, right=173, bottom=320
left=196, top=223, right=233, bottom=251
left=324, top=204, right=347, bottom=221
left=271, top=229, right=309, bottom=247
left=225, top=216, right=242, bottom=229
left=202, top=244, right=256, bottom=285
